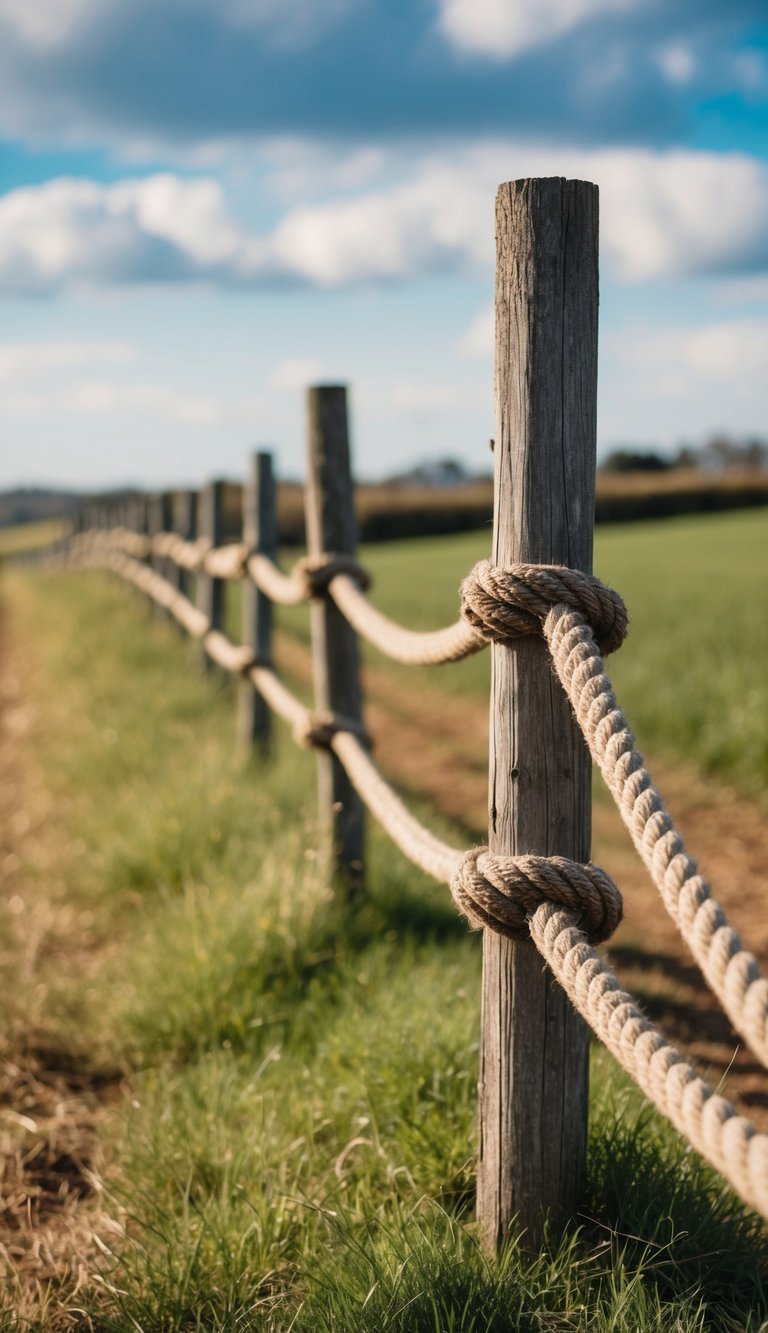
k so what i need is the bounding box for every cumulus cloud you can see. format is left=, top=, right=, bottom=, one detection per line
left=599, top=318, right=768, bottom=450
left=2, top=147, right=768, bottom=297
left=618, top=320, right=768, bottom=389
left=0, top=174, right=253, bottom=294
left=0, top=0, right=754, bottom=148
left=437, top=0, right=637, bottom=59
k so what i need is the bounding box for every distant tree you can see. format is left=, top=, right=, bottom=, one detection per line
left=672, top=444, right=699, bottom=469
left=744, top=437, right=768, bottom=469
left=599, top=449, right=672, bottom=473
left=701, top=434, right=768, bottom=470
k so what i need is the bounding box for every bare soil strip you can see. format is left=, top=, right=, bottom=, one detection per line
left=0, top=605, right=123, bottom=1328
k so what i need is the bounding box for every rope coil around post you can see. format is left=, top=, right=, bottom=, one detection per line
left=459, top=558, right=768, bottom=1074
left=460, top=559, right=628, bottom=656
left=452, top=849, right=622, bottom=945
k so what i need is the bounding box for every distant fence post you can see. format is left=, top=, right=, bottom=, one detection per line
left=478, top=178, right=599, bottom=1251
left=148, top=492, right=172, bottom=619
left=239, top=451, right=276, bottom=753
left=305, top=385, right=365, bottom=894
left=173, top=489, right=197, bottom=611
left=198, top=479, right=225, bottom=671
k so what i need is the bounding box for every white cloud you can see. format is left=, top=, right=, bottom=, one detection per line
left=0, top=174, right=252, bottom=294
left=269, top=357, right=326, bottom=391
left=0, top=0, right=350, bottom=52
left=1, top=147, right=768, bottom=296
left=0, top=0, right=96, bottom=49
left=0, top=340, right=135, bottom=383
left=619, top=320, right=768, bottom=388
left=392, top=382, right=481, bottom=420
left=437, top=0, right=636, bottom=59
left=5, top=378, right=262, bottom=426
left=655, top=42, right=696, bottom=86
left=715, top=274, right=768, bottom=305
left=457, top=306, right=493, bottom=358
left=599, top=319, right=768, bottom=449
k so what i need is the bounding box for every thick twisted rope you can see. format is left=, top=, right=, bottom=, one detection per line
left=459, top=559, right=768, bottom=1071
left=545, top=604, right=768, bottom=1070
left=453, top=849, right=621, bottom=944
left=333, top=729, right=768, bottom=1219
left=529, top=902, right=768, bottom=1219
left=327, top=573, right=485, bottom=664
left=461, top=559, right=628, bottom=656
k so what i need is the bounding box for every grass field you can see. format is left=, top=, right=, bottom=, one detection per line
left=1, top=508, right=767, bottom=1328
left=345, top=508, right=768, bottom=797
left=0, top=518, right=68, bottom=558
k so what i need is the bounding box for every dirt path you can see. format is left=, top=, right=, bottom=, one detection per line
left=0, top=603, right=122, bottom=1327
left=277, top=632, right=768, bottom=1126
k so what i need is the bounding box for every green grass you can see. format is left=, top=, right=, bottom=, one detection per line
left=335, top=509, right=767, bottom=796
left=2, top=555, right=768, bottom=1329
left=0, top=517, right=69, bottom=556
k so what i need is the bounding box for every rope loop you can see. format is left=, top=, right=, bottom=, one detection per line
left=298, top=553, right=372, bottom=599
left=460, top=560, right=628, bottom=656
left=451, top=847, right=623, bottom=945
left=292, top=709, right=373, bottom=752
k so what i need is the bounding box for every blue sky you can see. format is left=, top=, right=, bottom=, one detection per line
left=1, top=0, right=767, bottom=490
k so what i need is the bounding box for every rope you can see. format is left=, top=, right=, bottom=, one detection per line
left=332, top=729, right=768, bottom=1219
left=76, top=528, right=488, bottom=665
left=543, top=604, right=768, bottom=1071
left=461, top=560, right=628, bottom=656
left=453, top=849, right=622, bottom=944
left=245, top=552, right=370, bottom=607
left=327, top=573, right=486, bottom=664
left=529, top=902, right=768, bottom=1219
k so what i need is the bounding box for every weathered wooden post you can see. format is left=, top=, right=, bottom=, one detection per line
left=305, top=386, right=365, bottom=893
left=172, top=489, right=197, bottom=611
left=148, top=492, right=172, bottom=618
left=197, top=479, right=225, bottom=671
left=478, top=178, right=599, bottom=1250
left=239, top=452, right=276, bottom=753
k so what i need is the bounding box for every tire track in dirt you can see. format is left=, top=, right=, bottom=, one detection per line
left=277, top=631, right=768, bottom=1126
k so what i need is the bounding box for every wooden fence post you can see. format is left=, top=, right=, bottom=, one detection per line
left=198, top=479, right=225, bottom=671
left=173, top=489, right=197, bottom=610
left=239, top=452, right=276, bottom=753
left=478, top=177, right=599, bottom=1251
left=305, top=385, right=365, bottom=893
left=148, top=492, right=172, bottom=618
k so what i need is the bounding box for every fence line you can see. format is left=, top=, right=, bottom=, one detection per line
left=24, top=177, right=768, bottom=1247
left=60, top=489, right=768, bottom=1225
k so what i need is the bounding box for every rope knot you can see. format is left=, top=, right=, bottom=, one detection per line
left=460, top=560, right=628, bottom=655
left=298, top=554, right=371, bottom=599
left=451, top=847, right=622, bottom=945
left=292, top=709, right=373, bottom=752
